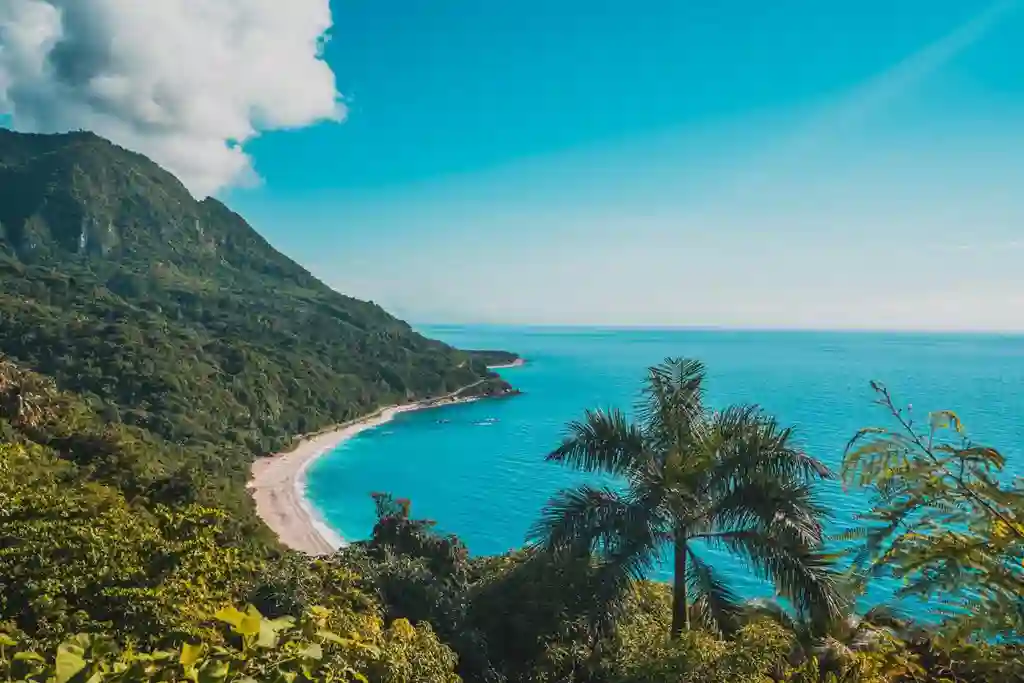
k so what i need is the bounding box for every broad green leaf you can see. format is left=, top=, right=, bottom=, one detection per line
left=237, top=614, right=261, bottom=637
left=180, top=642, right=204, bottom=666
left=257, top=615, right=295, bottom=648
left=197, top=658, right=230, bottom=683
left=13, top=651, right=45, bottom=662
left=256, top=620, right=278, bottom=648
left=213, top=606, right=246, bottom=628
left=300, top=643, right=323, bottom=660
left=265, top=616, right=295, bottom=630
left=316, top=630, right=350, bottom=645
left=55, top=644, right=87, bottom=683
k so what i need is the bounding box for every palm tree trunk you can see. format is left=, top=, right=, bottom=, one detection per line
left=671, top=532, right=689, bottom=636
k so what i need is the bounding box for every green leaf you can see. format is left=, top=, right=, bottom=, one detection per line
left=197, top=659, right=230, bottom=683
left=13, top=651, right=45, bottom=662
left=316, top=630, right=378, bottom=652
left=929, top=410, right=963, bottom=433
left=0, top=633, right=17, bottom=647
left=213, top=606, right=246, bottom=628
left=180, top=642, right=204, bottom=666
left=55, top=644, right=87, bottom=683
left=300, top=643, right=323, bottom=660
left=256, top=622, right=277, bottom=649
left=237, top=614, right=261, bottom=637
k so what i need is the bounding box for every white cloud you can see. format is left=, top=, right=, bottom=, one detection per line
left=0, top=0, right=343, bottom=197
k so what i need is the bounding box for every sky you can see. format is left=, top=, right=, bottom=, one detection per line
left=3, top=1, right=1024, bottom=331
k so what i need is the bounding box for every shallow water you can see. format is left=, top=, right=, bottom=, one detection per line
left=306, top=325, right=1024, bottom=613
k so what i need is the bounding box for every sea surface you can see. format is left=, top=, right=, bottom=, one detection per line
left=306, top=326, right=1024, bottom=612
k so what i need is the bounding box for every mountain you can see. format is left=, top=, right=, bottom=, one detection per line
left=0, top=128, right=513, bottom=525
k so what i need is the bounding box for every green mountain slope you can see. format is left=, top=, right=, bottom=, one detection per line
left=0, top=128, right=511, bottom=496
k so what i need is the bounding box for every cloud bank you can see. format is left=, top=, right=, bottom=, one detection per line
left=0, top=0, right=343, bottom=197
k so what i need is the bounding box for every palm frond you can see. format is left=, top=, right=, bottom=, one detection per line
left=713, top=530, right=843, bottom=625
left=527, top=484, right=668, bottom=638
left=861, top=604, right=911, bottom=633
left=829, top=527, right=869, bottom=543
left=547, top=408, right=649, bottom=477
left=528, top=485, right=629, bottom=555
left=709, top=406, right=833, bottom=485
left=587, top=525, right=665, bottom=630
left=736, top=598, right=800, bottom=631
left=636, top=358, right=707, bottom=450
left=527, top=485, right=665, bottom=566
left=707, top=475, right=826, bottom=548
left=685, top=546, right=742, bottom=635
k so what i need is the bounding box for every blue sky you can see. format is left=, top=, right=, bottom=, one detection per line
left=102, top=2, right=1024, bottom=328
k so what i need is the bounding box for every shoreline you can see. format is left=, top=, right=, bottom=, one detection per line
left=248, top=392, right=487, bottom=555
left=486, top=357, right=526, bottom=370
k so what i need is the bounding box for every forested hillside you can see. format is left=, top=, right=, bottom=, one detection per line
left=0, top=129, right=510, bottom=458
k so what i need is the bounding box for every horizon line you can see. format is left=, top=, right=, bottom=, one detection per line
left=413, top=321, right=1024, bottom=337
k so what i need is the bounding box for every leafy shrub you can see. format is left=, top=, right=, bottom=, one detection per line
left=0, top=603, right=460, bottom=683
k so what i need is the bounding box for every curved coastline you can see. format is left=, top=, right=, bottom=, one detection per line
left=249, top=365, right=523, bottom=555
left=250, top=401, right=473, bottom=555
left=484, top=358, right=526, bottom=370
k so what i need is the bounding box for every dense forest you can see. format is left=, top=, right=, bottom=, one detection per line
left=1, top=131, right=1022, bottom=681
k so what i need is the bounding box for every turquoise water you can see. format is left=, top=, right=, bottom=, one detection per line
left=306, top=326, right=1024, bottom=609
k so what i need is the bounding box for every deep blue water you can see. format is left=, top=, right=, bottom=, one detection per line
left=306, top=326, right=1024, bottom=611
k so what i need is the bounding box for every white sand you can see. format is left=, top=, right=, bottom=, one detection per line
left=486, top=358, right=526, bottom=370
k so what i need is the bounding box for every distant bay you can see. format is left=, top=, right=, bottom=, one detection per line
left=306, top=326, right=1024, bottom=612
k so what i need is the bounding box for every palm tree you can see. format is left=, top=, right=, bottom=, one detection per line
left=529, top=358, right=841, bottom=637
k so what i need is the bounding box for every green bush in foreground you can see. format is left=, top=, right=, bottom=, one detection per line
left=842, top=381, right=1024, bottom=640
left=0, top=604, right=458, bottom=683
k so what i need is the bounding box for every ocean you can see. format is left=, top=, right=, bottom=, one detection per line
left=306, top=325, right=1024, bottom=612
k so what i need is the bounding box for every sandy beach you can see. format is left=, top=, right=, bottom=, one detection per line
left=486, top=358, right=526, bottom=370
left=249, top=396, right=484, bottom=554
left=249, top=405, right=402, bottom=554
left=250, top=360, right=525, bottom=555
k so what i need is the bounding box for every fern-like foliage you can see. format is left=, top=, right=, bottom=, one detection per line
left=841, top=381, right=1024, bottom=640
